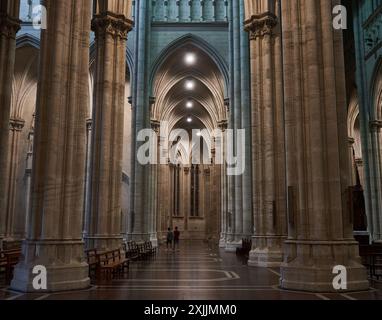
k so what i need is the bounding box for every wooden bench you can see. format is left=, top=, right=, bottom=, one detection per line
left=95, top=249, right=129, bottom=281
left=359, top=244, right=382, bottom=280
left=0, top=252, right=7, bottom=281
left=0, top=249, right=21, bottom=284
left=125, top=241, right=155, bottom=260
left=125, top=242, right=141, bottom=261
left=145, top=241, right=157, bottom=256
left=85, top=249, right=98, bottom=279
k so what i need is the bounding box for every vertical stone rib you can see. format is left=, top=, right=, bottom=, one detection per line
left=0, top=0, right=21, bottom=249
left=11, top=0, right=92, bottom=292
left=85, top=0, right=133, bottom=251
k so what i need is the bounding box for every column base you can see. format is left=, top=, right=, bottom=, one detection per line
left=10, top=240, right=90, bottom=293
left=280, top=240, right=370, bottom=293
left=126, top=233, right=152, bottom=243
left=150, top=233, right=158, bottom=248
left=219, top=234, right=226, bottom=248
left=248, top=235, right=285, bottom=268
left=2, top=237, right=24, bottom=250
left=84, top=235, right=124, bottom=251
left=225, top=240, right=242, bottom=252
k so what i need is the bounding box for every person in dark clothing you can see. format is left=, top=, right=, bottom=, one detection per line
left=166, top=227, right=173, bottom=250
left=173, top=227, right=180, bottom=251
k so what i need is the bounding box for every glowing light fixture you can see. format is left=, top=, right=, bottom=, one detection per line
left=196, top=132, right=202, bottom=137
left=187, top=117, right=193, bottom=123
left=185, top=80, right=195, bottom=90
left=186, top=101, right=194, bottom=108
left=185, top=53, right=196, bottom=65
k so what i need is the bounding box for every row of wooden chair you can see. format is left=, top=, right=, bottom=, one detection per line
left=85, top=248, right=130, bottom=282
left=85, top=241, right=157, bottom=282
left=359, top=244, right=382, bottom=280
left=124, top=241, right=157, bottom=261
left=0, top=248, right=21, bottom=284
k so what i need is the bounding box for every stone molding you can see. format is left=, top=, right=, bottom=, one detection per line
left=244, top=12, right=278, bottom=40
left=0, top=13, right=21, bottom=39
left=9, top=117, right=25, bottom=132
left=92, top=12, right=134, bottom=40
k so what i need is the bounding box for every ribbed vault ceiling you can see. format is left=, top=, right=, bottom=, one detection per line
left=152, top=44, right=226, bottom=134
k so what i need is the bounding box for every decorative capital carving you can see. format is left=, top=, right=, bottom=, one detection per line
left=9, top=118, right=25, bottom=132
left=355, top=158, right=363, bottom=167
left=151, top=119, right=161, bottom=133
left=245, top=12, right=278, bottom=40
left=86, top=119, right=93, bottom=131
left=370, top=120, right=382, bottom=132
left=218, top=120, right=228, bottom=131
left=348, top=137, right=355, bottom=145
left=0, top=13, right=21, bottom=39
left=149, top=96, right=157, bottom=105
left=92, top=12, right=134, bottom=40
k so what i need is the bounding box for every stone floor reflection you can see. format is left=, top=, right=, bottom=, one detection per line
left=1, top=241, right=382, bottom=300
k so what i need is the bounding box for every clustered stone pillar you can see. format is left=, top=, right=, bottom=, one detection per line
left=279, top=0, right=369, bottom=292
left=0, top=0, right=21, bottom=250
left=369, top=120, right=382, bottom=241
left=225, top=0, right=253, bottom=252
left=4, top=117, right=25, bottom=242
left=244, top=1, right=287, bottom=268
left=11, top=0, right=92, bottom=292
left=85, top=0, right=133, bottom=251
left=128, top=0, right=152, bottom=242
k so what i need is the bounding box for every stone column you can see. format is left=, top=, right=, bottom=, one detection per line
left=85, top=0, right=133, bottom=251
left=218, top=121, right=228, bottom=247
left=225, top=0, right=253, bottom=252
left=24, top=119, right=34, bottom=239
left=355, top=159, right=365, bottom=189
left=368, top=120, right=382, bottom=242
left=83, top=119, right=92, bottom=237
left=11, top=0, right=92, bottom=292
left=244, top=1, right=287, bottom=268
left=348, top=137, right=356, bottom=186
left=128, top=0, right=152, bottom=242
left=280, top=0, right=369, bottom=292
left=147, top=118, right=160, bottom=247
left=0, top=0, right=21, bottom=250
left=4, top=117, right=25, bottom=242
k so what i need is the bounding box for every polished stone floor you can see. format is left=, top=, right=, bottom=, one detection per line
left=1, top=241, right=382, bottom=300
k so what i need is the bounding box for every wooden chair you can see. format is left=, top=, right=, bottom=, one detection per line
left=95, top=249, right=130, bottom=282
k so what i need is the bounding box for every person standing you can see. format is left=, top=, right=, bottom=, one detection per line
left=173, top=227, right=180, bottom=251
left=166, top=227, right=174, bottom=250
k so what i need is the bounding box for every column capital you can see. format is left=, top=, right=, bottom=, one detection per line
left=370, top=120, right=382, bottom=132
left=348, top=137, right=355, bottom=145
left=151, top=119, right=161, bottom=133
left=0, top=13, right=21, bottom=39
left=355, top=158, right=363, bottom=167
left=218, top=120, right=228, bottom=131
left=9, top=117, right=25, bottom=132
left=86, top=119, right=93, bottom=131
left=149, top=96, right=157, bottom=105
left=92, top=12, right=134, bottom=40
left=244, top=12, right=278, bottom=40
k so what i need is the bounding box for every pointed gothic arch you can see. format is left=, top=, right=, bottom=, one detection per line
left=149, top=34, right=229, bottom=98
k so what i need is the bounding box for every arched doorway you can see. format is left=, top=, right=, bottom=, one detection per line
left=151, top=41, right=227, bottom=243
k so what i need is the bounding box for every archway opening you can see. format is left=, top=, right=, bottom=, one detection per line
left=152, top=42, right=227, bottom=243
